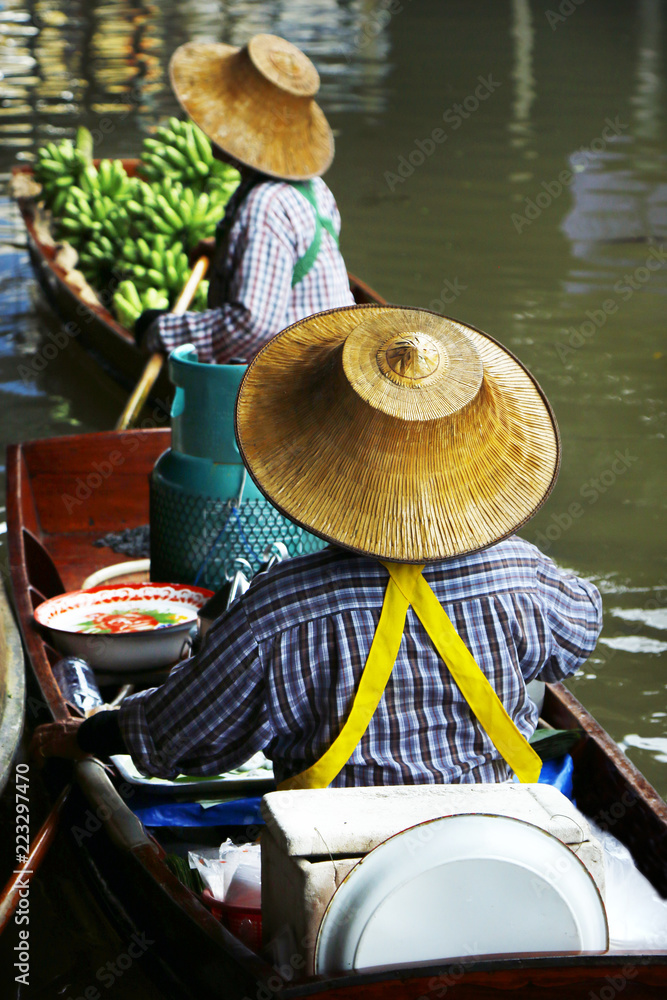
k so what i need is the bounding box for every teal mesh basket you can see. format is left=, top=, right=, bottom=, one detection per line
left=149, top=345, right=326, bottom=591
left=150, top=478, right=325, bottom=589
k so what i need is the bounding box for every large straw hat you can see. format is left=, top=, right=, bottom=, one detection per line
left=169, top=34, right=334, bottom=181
left=235, top=306, right=560, bottom=563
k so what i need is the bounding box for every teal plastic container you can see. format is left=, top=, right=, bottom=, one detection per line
left=150, top=344, right=325, bottom=590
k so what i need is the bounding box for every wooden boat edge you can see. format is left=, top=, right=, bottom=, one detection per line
left=0, top=582, right=26, bottom=795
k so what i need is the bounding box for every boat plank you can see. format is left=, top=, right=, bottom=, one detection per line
left=29, top=475, right=151, bottom=536
left=17, top=429, right=168, bottom=476
left=38, top=537, right=135, bottom=594
left=13, top=431, right=167, bottom=537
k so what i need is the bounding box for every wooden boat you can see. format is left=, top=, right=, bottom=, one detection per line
left=6, top=428, right=667, bottom=997
left=0, top=583, right=25, bottom=796
left=11, top=161, right=385, bottom=403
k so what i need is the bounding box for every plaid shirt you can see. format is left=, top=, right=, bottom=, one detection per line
left=155, top=177, right=354, bottom=363
left=120, top=537, right=602, bottom=786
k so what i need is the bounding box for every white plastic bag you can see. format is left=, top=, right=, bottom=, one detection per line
left=218, top=838, right=261, bottom=908
left=589, top=821, right=667, bottom=951
left=188, top=839, right=261, bottom=907
left=188, top=846, right=227, bottom=900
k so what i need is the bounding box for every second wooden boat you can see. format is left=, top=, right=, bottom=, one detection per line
left=12, top=161, right=385, bottom=403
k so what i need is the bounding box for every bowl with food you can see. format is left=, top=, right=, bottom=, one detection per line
left=34, top=582, right=214, bottom=672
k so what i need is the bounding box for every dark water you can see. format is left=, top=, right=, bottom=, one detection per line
left=0, top=0, right=665, bottom=994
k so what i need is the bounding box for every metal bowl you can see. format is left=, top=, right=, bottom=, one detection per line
left=34, top=582, right=214, bottom=673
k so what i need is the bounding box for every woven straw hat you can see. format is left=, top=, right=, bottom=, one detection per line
left=235, top=306, right=560, bottom=563
left=169, top=34, right=334, bottom=181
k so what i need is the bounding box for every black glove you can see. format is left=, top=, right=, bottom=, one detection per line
left=133, top=308, right=168, bottom=347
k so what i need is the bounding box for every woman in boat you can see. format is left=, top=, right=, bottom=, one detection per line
left=32, top=306, right=603, bottom=790
left=134, top=34, right=354, bottom=364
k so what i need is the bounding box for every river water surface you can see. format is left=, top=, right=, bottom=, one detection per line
left=0, top=0, right=665, bottom=994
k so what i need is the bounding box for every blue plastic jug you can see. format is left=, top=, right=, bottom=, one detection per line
left=150, top=344, right=325, bottom=590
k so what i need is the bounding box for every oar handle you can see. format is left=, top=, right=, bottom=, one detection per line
left=172, top=255, right=209, bottom=315
left=115, top=256, right=209, bottom=431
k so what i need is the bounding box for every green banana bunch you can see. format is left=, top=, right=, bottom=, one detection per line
left=33, top=127, right=95, bottom=214
left=113, top=280, right=170, bottom=332
left=78, top=223, right=130, bottom=287
left=154, top=178, right=229, bottom=249
left=126, top=177, right=225, bottom=250
left=118, top=232, right=209, bottom=311
left=34, top=140, right=87, bottom=215
left=75, top=125, right=94, bottom=162
left=120, top=235, right=188, bottom=294
left=54, top=155, right=136, bottom=279
left=35, top=121, right=229, bottom=324
left=58, top=185, right=132, bottom=286
left=55, top=185, right=105, bottom=248
left=139, top=116, right=240, bottom=200
left=96, top=158, right=134, bottom=200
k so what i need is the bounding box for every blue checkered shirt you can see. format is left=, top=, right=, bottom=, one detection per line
left=154, top=177, right=354, bottom=363
left=119, top=537, right=602, bottom=786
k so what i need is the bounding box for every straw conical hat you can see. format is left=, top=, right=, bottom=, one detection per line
left=235, top=306, right=560, bottom=563
left=169, top=35, right=334, bottom=181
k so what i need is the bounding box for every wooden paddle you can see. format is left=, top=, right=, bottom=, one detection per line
left=0, top=783, right=70, bottom=935
left=115, top=255, right=209, bottom=431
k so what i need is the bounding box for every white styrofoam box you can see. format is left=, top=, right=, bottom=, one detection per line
left=260, top=784, right=605, bottom=974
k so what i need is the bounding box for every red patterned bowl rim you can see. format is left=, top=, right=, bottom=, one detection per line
left=34, top=582, right=215, bottom=632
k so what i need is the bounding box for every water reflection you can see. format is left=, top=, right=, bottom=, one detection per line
left=611, top=606, right=667, bottom=629
left=622, top=733, right=667, bottom=764
left=0, top=0, right=395, bottom=163
left=508, top=0, right=535, bottom=152
left=560, top=0, right=666, bottom=285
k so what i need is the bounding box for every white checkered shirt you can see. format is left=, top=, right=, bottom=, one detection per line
left=155, top=177, right=355, bottom=363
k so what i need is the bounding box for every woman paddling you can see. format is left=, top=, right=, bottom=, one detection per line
left=134, top=34, right=354, bottom=364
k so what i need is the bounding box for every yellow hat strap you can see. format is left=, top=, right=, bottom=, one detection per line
left=278, top=563, right=542, bottom=791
